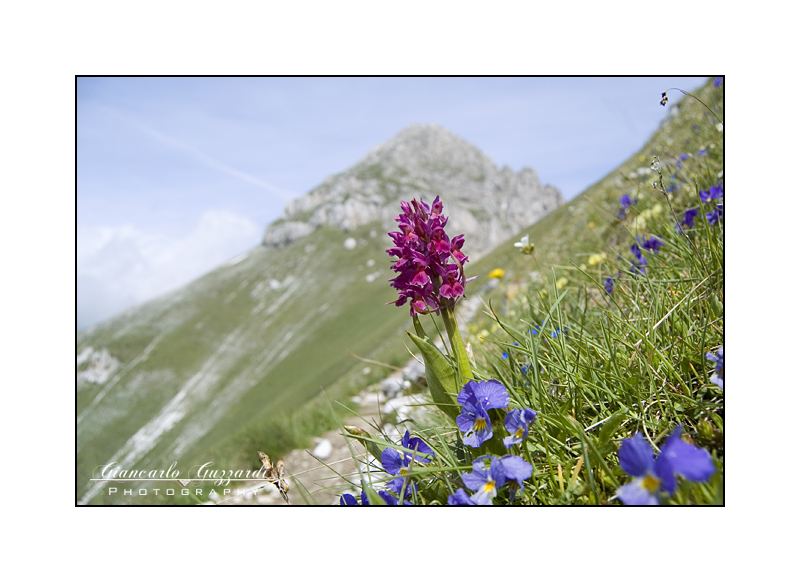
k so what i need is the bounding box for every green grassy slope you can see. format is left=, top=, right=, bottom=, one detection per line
left=456, top=79, right=721, bottom=333
left=77, top=224, right=415, bottom=504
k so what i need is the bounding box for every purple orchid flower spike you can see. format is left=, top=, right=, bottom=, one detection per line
left=387, top=197, right=472, bottom=316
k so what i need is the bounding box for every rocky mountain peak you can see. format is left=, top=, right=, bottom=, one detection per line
left=263, top=124, right=563, bottom=257
left=358, top=124, right=495, bottom=180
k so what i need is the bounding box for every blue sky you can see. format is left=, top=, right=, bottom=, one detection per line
left=77, top=76, right=706, bottom=330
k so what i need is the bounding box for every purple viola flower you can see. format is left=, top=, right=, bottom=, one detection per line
left=447, top=488, right=476, bottom=505
left=640, top=236, right=664, bottom=253
left=498, top=454, right=533, bottom=502
left=706, top=346, right=723, bottom=389
left=381, top=430, right=434, bottom=495
left=616, top=426, right=716, bottom=505
left=681, top=208, right=699, bottom=229
left=459, top=455, right=533, bottom=505
left=714, top=77, right=723, bottom=87
left=462, top=456, right=507, bottom=505
left=503, top=408, right=538, bottom=448
left=630, top=243, right=647, bottom=274
left=697, top=148, right=707, bottom=156
left=700, top=185, right=724, bottom=203
left=457, top=379, right=510, bottom=411
left=339, top=493, right=359, bottom=505
left=387, top=197, right=471, bottom=316
left=706, top=204, right=723, bottom=225
left=457, top=399, right=493, bottom=448
left=456, top=380, right=510, bottom=448
left=618, top=194, right=637, bottom=219
left=339, top=489, right=399, bottom=505
left=604, top=276, right=614, bottom=294
left=365, top=490, right=400, bottom=505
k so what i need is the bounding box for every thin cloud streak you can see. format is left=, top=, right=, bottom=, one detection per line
left=106, top=107, right=298, bottom=203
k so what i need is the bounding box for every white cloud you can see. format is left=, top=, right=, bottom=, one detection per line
left=77, top=210, right=261, bottom=330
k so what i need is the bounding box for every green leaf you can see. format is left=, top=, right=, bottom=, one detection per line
left=406, top=331, right=459, bottom=420
left=441, top=307, right=473, bottom=384
left=412, top=315, right=427, bottom=339
left=597, top=410, right=628, bottom=447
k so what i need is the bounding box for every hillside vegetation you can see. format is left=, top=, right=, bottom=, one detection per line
left=334, top=77, right=723, bottom=505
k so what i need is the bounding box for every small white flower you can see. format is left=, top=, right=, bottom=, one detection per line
left=650, top=157, right=661, bottom=172
left=514, top=234, right=535, bottom=255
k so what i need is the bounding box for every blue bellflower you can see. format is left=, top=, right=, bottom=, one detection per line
left=616, top=426, right=716, bottom=505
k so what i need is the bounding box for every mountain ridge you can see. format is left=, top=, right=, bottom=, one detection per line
left=263, top=124, right=563, bottom=257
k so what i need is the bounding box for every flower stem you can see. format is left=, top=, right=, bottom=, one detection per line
left=663, top=87, right=722, bottom=125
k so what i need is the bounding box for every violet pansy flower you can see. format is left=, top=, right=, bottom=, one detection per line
left=456, top=380, right=510, bottom=448
left=455, top=454, right=533, bottom=505
left=462, top=456, right=507, bottom=505
left=706, top=346, right=723, bottom=389
left=381, top=430, right=434, bottom=495
left=503, top=408, right=538, bottom=448
left=616, top=426, right=715, bottom=505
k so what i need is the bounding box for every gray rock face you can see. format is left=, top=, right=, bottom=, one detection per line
left=261, top=221, right=315, bottom=247
left=262, top=124, right=563, bottom=257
